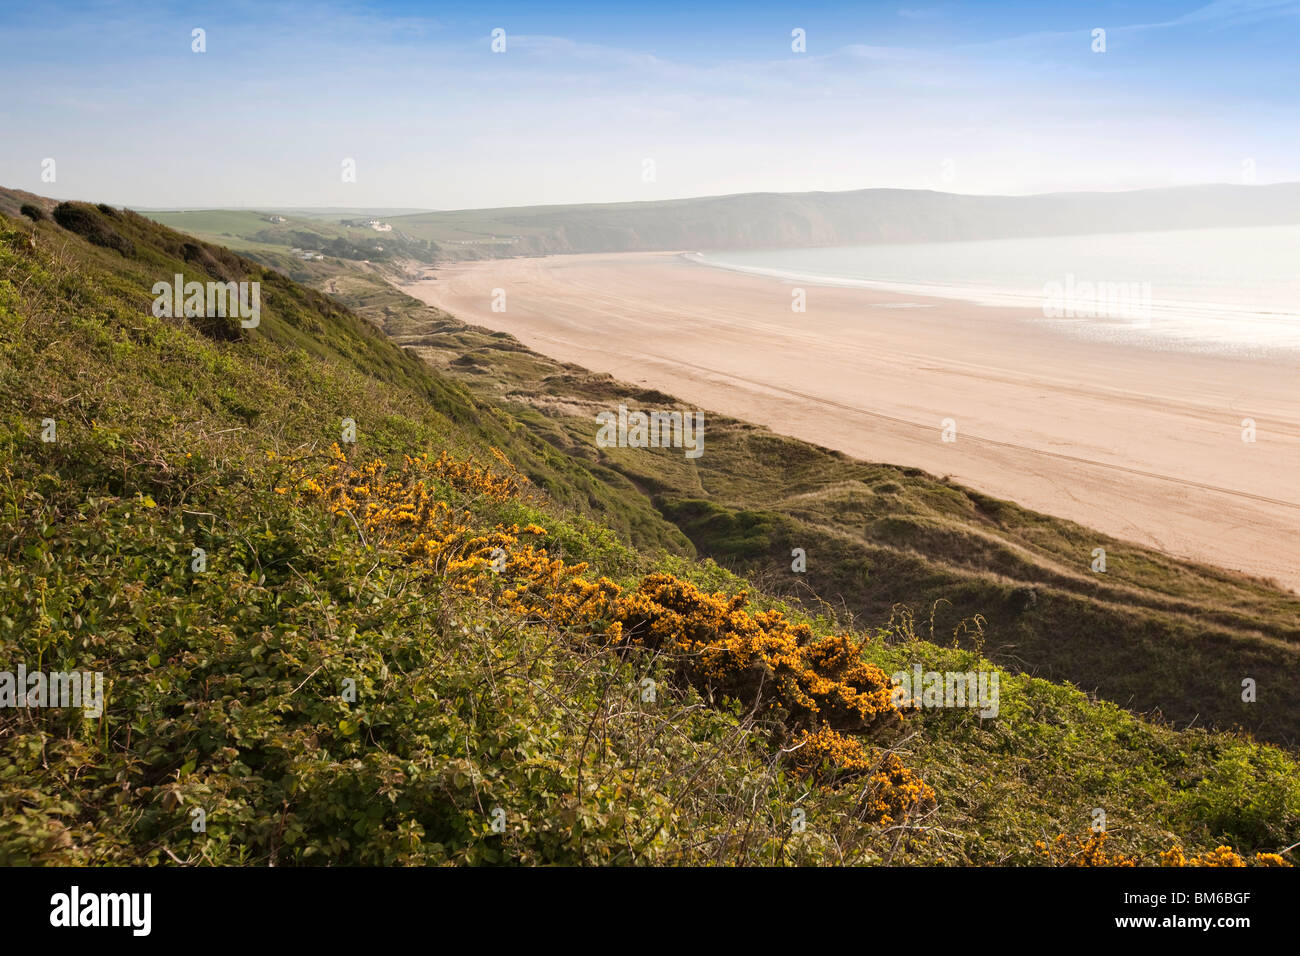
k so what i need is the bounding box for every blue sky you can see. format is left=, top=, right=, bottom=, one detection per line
left=1, top=0, right=1298, bottom=208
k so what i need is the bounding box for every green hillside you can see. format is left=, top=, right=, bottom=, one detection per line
left=1, top=197, right=1297, bottom=866
left=143, top=207, right=437, bottom=265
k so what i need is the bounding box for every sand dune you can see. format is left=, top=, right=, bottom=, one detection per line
left=401, top=251, right=1300, bottom=591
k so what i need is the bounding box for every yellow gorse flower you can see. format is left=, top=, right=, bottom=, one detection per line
left=289, top=447, right=938, bottom=828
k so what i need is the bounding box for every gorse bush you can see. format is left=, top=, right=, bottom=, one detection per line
left=295, top=447, right=936, bottom=822
left=1037, top=832, right=1291, bottom=868
left=51, top=202, right=135, bottom=257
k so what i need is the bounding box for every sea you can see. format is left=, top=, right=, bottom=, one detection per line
left=690, top=224, right=1300, bottom=356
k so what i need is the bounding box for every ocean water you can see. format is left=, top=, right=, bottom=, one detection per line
left=691, top=224, right=1300, bottom=355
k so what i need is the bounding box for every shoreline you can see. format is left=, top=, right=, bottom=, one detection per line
left=681, top=249, right=1300, bottom=359
left=398, top=250, right=1300, bottom=591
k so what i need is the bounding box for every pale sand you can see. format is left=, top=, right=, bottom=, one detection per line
left=400, top=252, right=1300, bottom=592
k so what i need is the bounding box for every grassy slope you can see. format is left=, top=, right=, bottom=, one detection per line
left=1, top=201, right=1297, bottom=866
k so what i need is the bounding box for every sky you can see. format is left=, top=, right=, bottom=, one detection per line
left=1, top=0, right=1298, bottom=209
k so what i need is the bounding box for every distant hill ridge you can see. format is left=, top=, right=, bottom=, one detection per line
left=8, top=182, right=1300, bottom=264
left=380, top=182, right=1300, bottom=258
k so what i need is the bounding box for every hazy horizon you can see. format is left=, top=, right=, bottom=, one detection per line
left=11, top=179, right=1297, bottom=219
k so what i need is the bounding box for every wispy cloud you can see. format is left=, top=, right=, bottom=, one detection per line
left=897, top=7, right=943, bottom=20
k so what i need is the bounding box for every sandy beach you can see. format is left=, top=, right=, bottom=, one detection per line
left=401, top=251, right=1300, bottom=591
